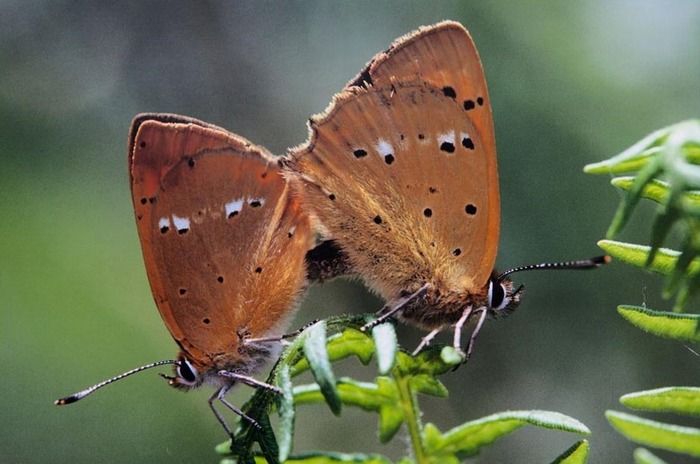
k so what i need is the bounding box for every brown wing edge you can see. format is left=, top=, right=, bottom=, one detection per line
left=345, top=20, right=468, bottom=89
left=128, top=113, right=275, bottom=184
left=284, top=20, right=480, bottom=167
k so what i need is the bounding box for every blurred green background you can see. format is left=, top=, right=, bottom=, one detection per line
left=2, top=1, right=699, bottom=463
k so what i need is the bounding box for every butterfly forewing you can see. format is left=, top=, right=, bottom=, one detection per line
left=289, top=81, right=495, bottom=298
left=130, top=116, right=312, bottom=364
left=348, top=21, right=496, bottom=163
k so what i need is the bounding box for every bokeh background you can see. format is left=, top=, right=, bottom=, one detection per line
left=2, top=1, right=699, bottom=463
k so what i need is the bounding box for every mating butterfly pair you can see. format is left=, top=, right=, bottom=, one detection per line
left=56, top=21, right=606, bottom=440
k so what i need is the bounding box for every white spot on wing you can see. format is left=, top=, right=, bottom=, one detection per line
left=172, top=214, right=190, bottom=232
left=375, top=139, right=394, bottom=159
left=158, top=217, right=170, bottom=230
left=225, top=198, right=244, bottom=217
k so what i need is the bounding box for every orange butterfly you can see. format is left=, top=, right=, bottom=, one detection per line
left=57, top=114, right=314, bottom=438
left=285, top=21, right=607, bottom=357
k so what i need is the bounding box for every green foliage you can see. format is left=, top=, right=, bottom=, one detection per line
left=617, top=305, right=700, bottom=343
left=550, top=440, right=589, bottom=464
left=215, top=316, right=590, bottom=463
left=421, top=411, right=589, bottom=462
left=586, top=121, right=700, bottom=461
left=606, top=411, right=700, bottom=457
left=621, top=387, right=700, bottom=416
left=585, top=120, right=700, bottom=310
left=633, top=448, right=669, bottom=464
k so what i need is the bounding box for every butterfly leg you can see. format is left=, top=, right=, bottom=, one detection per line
left=208, top=386, right=238, bottom=446
left=243, top=319, right=319, bottom=345
left=412, top=328, right=441, bottom=355
left=361, top=283, right=430, bottom=332
left=218, top=370, right=282, bottom=395
left=452, top=306, right=473, bottom=355
left=465, top=309, right=488, bottom=359
left=218, top=395, right=262, bottom=431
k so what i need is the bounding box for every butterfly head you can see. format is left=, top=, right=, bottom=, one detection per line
left=486, top=275, right=523, bottom=318
left=161, top=354, right=206, bottom=390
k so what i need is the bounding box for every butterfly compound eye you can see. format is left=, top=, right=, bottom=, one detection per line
left=487, top=279, right=508, bottom=311
left=176, top=358, right=198, bottom=385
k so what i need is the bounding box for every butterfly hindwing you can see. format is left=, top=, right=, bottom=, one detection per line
left=288, top=80, right=495, bottom=299
left=130, top=115, right=312, bottom=364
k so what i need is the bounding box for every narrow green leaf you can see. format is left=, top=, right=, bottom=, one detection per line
left=612, top=177, right=669, bottom=204
left=293, top=378, right=386, bottom=411
left=276, top=364, right=295, bottom=462
left=633, top=448, right=669, bottom=464
left=292, top=377, right=405, bottom=444
left=248, top=413, right=279, bottom=464
left=617, top=305, right=700, bottom=342
left=375, top=377, right=405, bottom=443
left=607, top=158, right=663, bottom=237
left=611, top=177, right=700, bottom=206
left=584, top=123, right=676, bottom=175
left=291, top=328, right=375, bottom=376
left=584, top=148, right=658, bottom=174
left=597, top=240, right=699, bottom=275
left=664, top=235, right=698, bottom=297
left=408, top=374, right=448, bottom=398
left=647, top=204, right=681, bottom=267
left=550, top=440, right=589, bottom=464
left=677, top=268, right=700, bottom=311
left=621, top=387, right=700, bottom=416
left=393, top=346, right=460, bottom=378
left=303, top=321, right=342, bottom=415
left=371, top=323, right=397, bottom=374
left=606, top=410, right=700, bottom=457
left=253, top=451, right=393, bottom=464
left=423, top=410, right=590, bottom=458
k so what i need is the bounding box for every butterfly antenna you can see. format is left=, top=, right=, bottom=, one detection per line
left=497, top=255, right=610, bottom=281
left=54, top=359, right=179, bottom=405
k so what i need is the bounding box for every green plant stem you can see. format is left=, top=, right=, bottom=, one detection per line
left=396, top=376, right=427, bottom=464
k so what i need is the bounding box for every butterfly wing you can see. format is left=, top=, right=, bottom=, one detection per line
left=347, top=20, right=496, bottom=160
left=287, top=80, right=495, bottom=300
left=129, top=114, right=312, bottom=365
left=288, top=22, right=498, bottom=300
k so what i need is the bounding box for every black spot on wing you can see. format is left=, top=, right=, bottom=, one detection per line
left=440, top=141, right=455, bottom=153
left=442, top=86, right=457, bottom=99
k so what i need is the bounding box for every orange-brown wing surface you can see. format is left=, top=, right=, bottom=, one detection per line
left=129, top=114, right=312, bottom=365
left=287, top=81, right=495, bottom=300
left=348, top=20, right=496, bottom=169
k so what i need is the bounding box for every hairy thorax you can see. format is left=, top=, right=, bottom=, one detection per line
left=392, top=282, right=490, bottom=331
